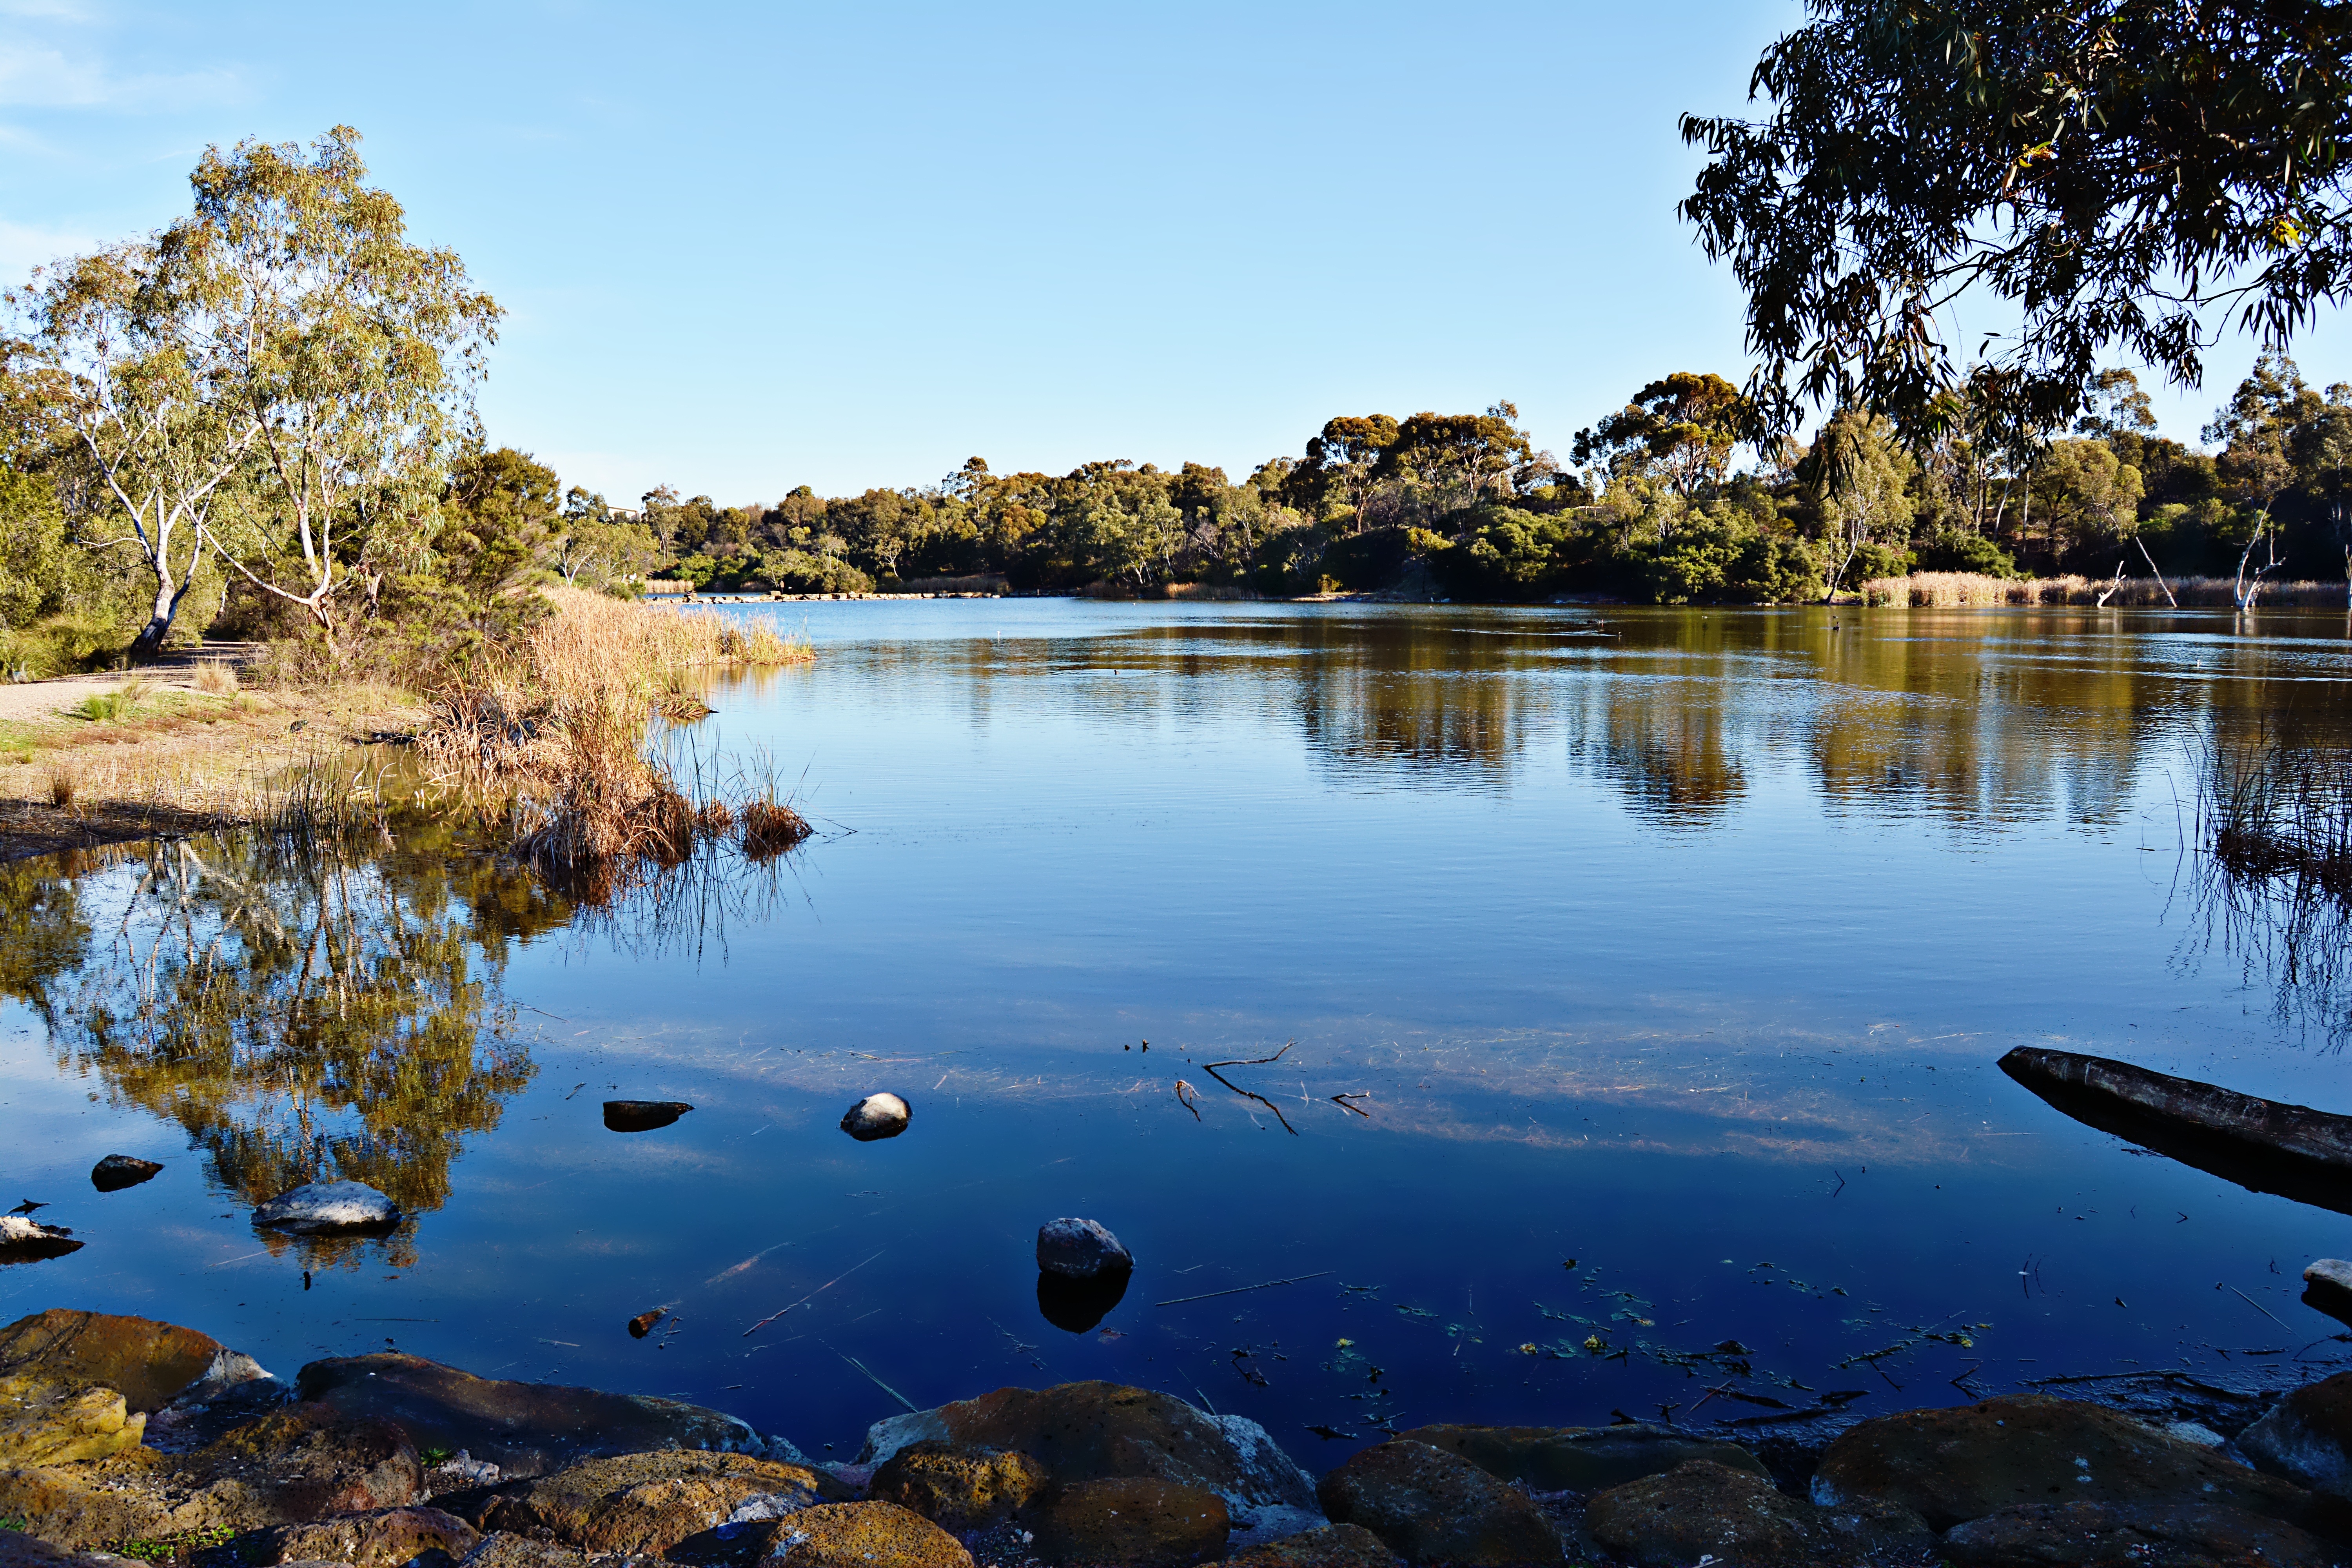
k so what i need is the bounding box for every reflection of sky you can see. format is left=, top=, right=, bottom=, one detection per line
left=5, top=601, right=2352, bottom=1465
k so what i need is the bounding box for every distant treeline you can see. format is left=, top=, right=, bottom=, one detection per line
left=594, top=360, right=2352, bottom=606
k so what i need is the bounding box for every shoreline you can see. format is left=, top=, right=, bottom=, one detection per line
left=0, top=1304, right=2346, bottom=1568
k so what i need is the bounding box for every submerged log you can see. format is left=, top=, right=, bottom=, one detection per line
left=2000, top=1047, right=2352, bottom=1216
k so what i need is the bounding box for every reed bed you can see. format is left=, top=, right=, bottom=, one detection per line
left=2201, top=740, right=2352, bottom=898
left=414, top=589, right=812, bottom=894
left=1862, top=572, right=2349, bottom=608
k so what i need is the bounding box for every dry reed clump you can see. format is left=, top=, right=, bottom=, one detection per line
left=1862, top=572, right=2350, bottom=608
left=47, top=768, right=76, bottom=809
left=739, top=798, right=811, bottom=860
left=416, top=588, right=816, bottom=891
left=191, top=662, right=239, bottom=697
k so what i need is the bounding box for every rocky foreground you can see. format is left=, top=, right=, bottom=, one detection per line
left=10, top=1311, right=2352, bottom=1566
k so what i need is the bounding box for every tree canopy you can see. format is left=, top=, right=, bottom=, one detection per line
left=1682, top=0, right=2352, bottom=443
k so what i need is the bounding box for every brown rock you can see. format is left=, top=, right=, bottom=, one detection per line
left=766, top=1501, right=970, bottom=1568
left=247, top=1505, right=481, bottom=1568
left=1315, top=1440, right=1559, bottom=1566
left=459, top=1535, right=591, bottom=1568
left=1392, top=1423, right=1766, bottom=1492
left=0, top=1403, right=422, bottom=1550
left=1223, top=1522, right=1402, bottom=1566
left=0, top=1310, right=225, bottom=1412
left=1586, top=1459, right=1926, bottom=1568
left=1943, top=1499, right=2334, bottom=1566
left=294, top=1355, right=779, bottom=1478
left=1812, top=1395, right=2315, bottom=1530
left=2241, top=1370, right=2352, bottom=1495
left=474, top=1450, right=846, bottom=1554
left=0, top=1381, right=147, bottom=1465
left=867, top=1441, right=1049, bottom=1530
left=0, top=1532, right=117, bottom=1568
left=1029, top=1477, right=1229, bottom=1567
left=858, top=1383, right=1313, bottom=1511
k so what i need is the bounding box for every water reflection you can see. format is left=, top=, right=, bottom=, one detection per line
left=2, top=830, right=555, bottom=1267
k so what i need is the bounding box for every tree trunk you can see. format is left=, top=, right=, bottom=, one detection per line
left=2134, top=535, right=2177, bottom=607
left=126, top=566, right=192, bottom=664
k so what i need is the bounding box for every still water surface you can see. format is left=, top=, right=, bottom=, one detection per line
left=5, top=602, right=2352, bottom=1460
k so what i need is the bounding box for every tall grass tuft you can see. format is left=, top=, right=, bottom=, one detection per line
left=2202, top=740, right=2352, bottom=898
left=413, top=588, right=815, bottom=895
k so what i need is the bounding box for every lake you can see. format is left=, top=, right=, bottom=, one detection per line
left=4, top=600, right=2351, bottom=1465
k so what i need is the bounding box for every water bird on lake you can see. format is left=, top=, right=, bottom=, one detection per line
left=8, top=1200, right=45, bottom=1216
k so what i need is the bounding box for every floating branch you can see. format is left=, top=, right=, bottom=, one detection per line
left=1203, top=1043, right=1299, bottom=1134
left=1156, top=1270, right=1336, bottom=1307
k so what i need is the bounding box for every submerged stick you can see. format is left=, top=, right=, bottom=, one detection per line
left=824, top=1341, right=918, bottom=1412
left=743, top=1249, right=884, bottom=1336
left=1203, top=1043, right=1299, bottom=1134
left=1156, top=1270, right=1336, bottom=1307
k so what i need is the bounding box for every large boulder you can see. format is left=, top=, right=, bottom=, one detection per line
left=0, top=1310, right=230, bottom=1413
left=469, top=1450, right=847, bottom=1555
left=1586, top=1459, right=1928, bottom=1568
left=866, top=1440, right=1048, bottom=1530
left=0, top=1404, right=420, bottom=1549
left=1392, top=1422, right=1766, bottom=1492
left=1314, top=1440, right=1560, bottom=1566
left=2241, top=1371, right=2352, bottom=1495
left=243, top=1504, right=480, bottom=1568
left=294, top=1354, right=791, bottom=1477
left=0, top=1383, right=147, bottom=1466
left=1029, top=1476, right=1230, bottom=1566
left=857, top=1382, right=1313, bottom=1514
left=765, top=1501, right=970, bottom=1568
left=1942, top=1499, right=2335, bottom=1567
left=1035, top=1219, right=1132, bottom=1279
left=1811, top=1394, right=2316, bottom=1530
left=1225, top=1524, right=1403, bottom=1567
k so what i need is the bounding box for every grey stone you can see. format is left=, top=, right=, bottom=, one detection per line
left=1035, top=1218, right=1132, bottom=1278
left=90, top=1155, right=162, bottom=1192
left=254, top=1181, right=399, bottom=1234
left=839, top=1094, right=910, bottom=1142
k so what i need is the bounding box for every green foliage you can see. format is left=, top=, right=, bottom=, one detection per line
left=1425, top=507, right=1579, bottom=601
left=1914, top=531, right=2019, bottom=577
left=0, top=468, right=67, bottom=630
left=1684, top=0, right=2352, bottom=444
left=1573, top=373, right=1753, bottom=498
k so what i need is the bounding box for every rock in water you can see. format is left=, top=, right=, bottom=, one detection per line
left=858, top=1381, right=1317, bottom=1515
left=1036, top=1217, right=1133, bottom=1278
left=296, top=1352, right=799, bottom=1477
left=1393, top=1421, right=1766, bottom=1491
left=0, top=1215, right=80, bottom=1262
left=1942, top=1500, right=2334, bottom=1568
left=1031, top=1477, right=1229, bottom=1566
left=254, top=1181, right=400, bottom=1234
left=603, top=1100, right=693, bottom=1132
left=91, top=1154, right=163, bottom=1192
left=840, top=1093, right=911, bottom=1142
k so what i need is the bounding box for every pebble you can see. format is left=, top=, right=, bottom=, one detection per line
left=1035, top=1218, right=1133, bottom=1279
left=840, top=1094, right=911, bottom=1142
left=252, top=1180, right=400, bottom=1234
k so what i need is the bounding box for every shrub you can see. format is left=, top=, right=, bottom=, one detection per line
left=1913, top=531, right=2019, bottom=577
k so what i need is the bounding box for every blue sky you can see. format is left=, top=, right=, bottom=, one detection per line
left=5, top=0, right=2348, bottom=506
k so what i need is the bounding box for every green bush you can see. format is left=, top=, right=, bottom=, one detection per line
left=1913, top=531, right=2018, bottom=577
left=1726, top=534, right=1823, bottom=603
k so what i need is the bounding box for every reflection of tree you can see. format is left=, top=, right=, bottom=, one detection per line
left=8, top=829, right=556, bottom=1267
left=1568, top=681, right=1748, bottom=825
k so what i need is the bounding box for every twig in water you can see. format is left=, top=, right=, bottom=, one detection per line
left=1156, top=1270, right=1336, bottom=1307
left=1202, top=1043, right=1298, bottom=1134
left=1174, top=1080, right=1202, bottom=1121
left=1331, top=1093, right=1372, bottom=1118
left=2227, top=1282, right=2292, bottom=1330
left=824, top=1341, right=917, bottom=1412
left=743, top=1249, right=884, bottom=1336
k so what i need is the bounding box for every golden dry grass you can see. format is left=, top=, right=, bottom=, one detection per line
left=1862, top=572, right=2350, bottom=608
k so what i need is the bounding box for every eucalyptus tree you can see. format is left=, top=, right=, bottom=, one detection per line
left=1683, top=1, right=2352, bottom=443
left=1572, top=373, right=1754, bottom=499
left=191, top=127, right=502, bottom=650
left=1806, top=409, right=1916, bottom=600
left=8, top=240, right=265, bottom=661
